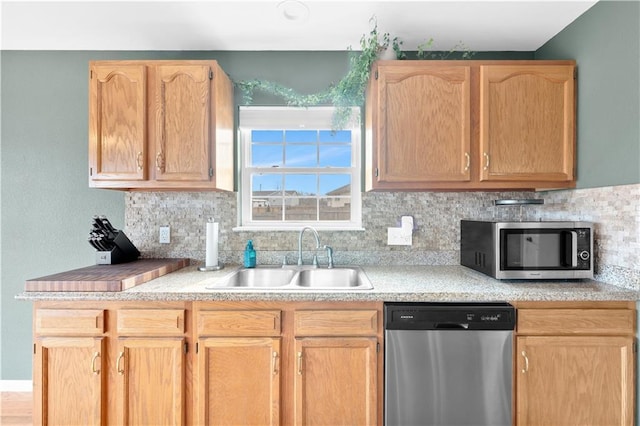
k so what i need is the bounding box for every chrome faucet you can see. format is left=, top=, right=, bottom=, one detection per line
left=297, top=226, right=320, bottom=266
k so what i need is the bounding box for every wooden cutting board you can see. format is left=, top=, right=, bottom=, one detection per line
left=25, top=258, right=190, bottom=292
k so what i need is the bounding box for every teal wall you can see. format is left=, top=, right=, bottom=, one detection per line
left=536, top=0, right=640, bottom=188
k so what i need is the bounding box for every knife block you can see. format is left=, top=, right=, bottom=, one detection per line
left=95, top=231, right=141, bottom=265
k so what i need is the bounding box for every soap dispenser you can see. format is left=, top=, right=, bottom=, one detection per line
left=244, top=240, right=257, bottom=268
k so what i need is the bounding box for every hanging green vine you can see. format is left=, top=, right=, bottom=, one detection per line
left=234, top=18, right=474, bottom=130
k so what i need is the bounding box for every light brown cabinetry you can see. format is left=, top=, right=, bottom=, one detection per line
left=365, top=60, right=576, bottom=191
left=89, top=60, right=234, bottom=191
left=33, top=309, right=106, bottom=425
left=32, top=302, right=191, bottom=426
left=194, top=302, right=383, bottom=426
left=195, top=308, right=282, bottom=425
left=514, top=302, right=636, bottom=426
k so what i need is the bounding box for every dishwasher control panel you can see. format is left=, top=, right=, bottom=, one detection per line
left=384, top=302, right=516, bottom=330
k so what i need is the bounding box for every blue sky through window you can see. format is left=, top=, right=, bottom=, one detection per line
left=251, top=129, right=352, bottom=195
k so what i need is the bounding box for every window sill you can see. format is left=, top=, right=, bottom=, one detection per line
left=233, top=225, right=365, bottom=232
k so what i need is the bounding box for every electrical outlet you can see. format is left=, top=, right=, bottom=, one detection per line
left=159, top=226, right=171, bottom=244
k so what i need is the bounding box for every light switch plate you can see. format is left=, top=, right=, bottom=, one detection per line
left=387, top=227, right=412, bottom=245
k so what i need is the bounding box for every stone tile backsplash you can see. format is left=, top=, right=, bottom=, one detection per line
left=124, top=183, right=640, bottom=289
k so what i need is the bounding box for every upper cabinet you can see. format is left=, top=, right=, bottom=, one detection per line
left=480, top=64, right=575, bottom=183
left=89, top=60, right=234, bottom=191
left=366, top=60, right=576, bottom=191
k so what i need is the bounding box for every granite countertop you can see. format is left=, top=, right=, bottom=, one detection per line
left=16, top=264, right=639, bottom=302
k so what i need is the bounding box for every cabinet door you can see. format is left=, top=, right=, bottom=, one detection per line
left=516, top=335, right=634, bottom=426
left=116, top=338, right=186, bottom=425
left=198, top=337, right=281, bottom=426
left=34, top=337, right=104, bottom=426
left=371, top=64, right=471, bottom=188
left=153, top=64, right=212, bottom=182
left=480, top=65, right=575, bottom=182
left=89, top=64, right=147, bottom=182
left=294, top=337, right=377, bottom=426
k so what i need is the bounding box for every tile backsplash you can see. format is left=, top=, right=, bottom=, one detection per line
left=125, top=183, right=640, bottom=289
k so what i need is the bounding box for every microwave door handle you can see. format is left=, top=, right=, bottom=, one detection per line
left=569, top=231, right=578, bottom=267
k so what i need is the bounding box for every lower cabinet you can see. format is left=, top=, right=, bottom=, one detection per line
left=115, top=338, right=186, bottom=425
left=198, top=337, right=281, bottom=425
left=32, top=299, right=634, bottom=426
left=34, top=336, right=105, bottom=425
left=514, top=302, right=636, bottom=426
left=194, top=301, right=383, bottom=426
left=32, top=302, right=189, bottom=425
left=294, top=337, right=378, bottom=425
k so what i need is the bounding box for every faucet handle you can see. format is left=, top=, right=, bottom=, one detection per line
left=324, top=245, right=334, bottom=269
left=312, top=254, right=318, bottom=266
left=282, top=254, right=288, bottom=266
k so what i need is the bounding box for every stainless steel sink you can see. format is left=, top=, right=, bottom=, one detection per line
left=206, top=265, right=373, bottom=290
left=216, top=266, right=297, bottom=287
left=292, top=268, right=365, bottom=288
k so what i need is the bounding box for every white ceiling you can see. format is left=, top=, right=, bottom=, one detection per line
left=1, top=0, right=599, bottom=52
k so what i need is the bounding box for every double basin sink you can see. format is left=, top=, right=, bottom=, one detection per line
left=206, top=265, right=373, bottom=291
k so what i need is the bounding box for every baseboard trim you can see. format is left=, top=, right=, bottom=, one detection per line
left=0, top=380, right=32, bottom=392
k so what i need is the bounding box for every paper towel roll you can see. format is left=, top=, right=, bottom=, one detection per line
left=205, top=222, right=219, bottom=267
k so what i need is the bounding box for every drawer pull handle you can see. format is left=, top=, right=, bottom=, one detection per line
left=521, top=350, right=529, bottom=373
left=272, top=351, right=279, bottom=375
left=91, top=352, right=100, bottom=375
left=297, top=351, right=303, bottom=375
left=116, top=351, right=125, bottom=375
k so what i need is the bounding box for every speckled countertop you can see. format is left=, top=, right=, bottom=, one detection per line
left=16, top=264, right=638, bottom=302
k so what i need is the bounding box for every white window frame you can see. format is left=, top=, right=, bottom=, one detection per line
left=236, top=106, right=362, bottom=231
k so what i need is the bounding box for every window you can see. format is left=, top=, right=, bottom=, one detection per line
left=238, top=106, right=362, bottom=230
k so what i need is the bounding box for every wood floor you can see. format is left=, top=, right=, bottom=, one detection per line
left=0, top=392, right=32, bottom=426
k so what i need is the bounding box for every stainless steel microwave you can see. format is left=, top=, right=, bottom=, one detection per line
left=460, top=220, right=593, bottom=280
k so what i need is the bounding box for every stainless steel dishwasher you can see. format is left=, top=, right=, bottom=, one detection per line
left=384, top=302, right=516, bottom=426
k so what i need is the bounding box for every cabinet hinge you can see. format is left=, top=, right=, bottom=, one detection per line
left=33, top=343, right=36, bottom=354
left=184, top=342, right=188, bottom=354
left=90, top=69, right=93, bottom=79
left=196, top=342, right=199, bottom=354
left=573, top=67, right=578, bottom=80
left=376, top=342, right=380, bottom=353
left=209, top=167, right=214, bottom=178
left=633, top=340, right=637, bottom=353
left=374, top=70, right=379, bottom=80
left=89, top=167, right=93, bottom=176
left=209, top=69, right=214, bottom=80
left=375, top=168, right=379, bottom=177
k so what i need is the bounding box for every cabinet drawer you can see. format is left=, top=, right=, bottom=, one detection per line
left=35, top=309, right=105, bottom=336
left=517, top=309, right=635, bottom=335
left=198, top=310, right=281, bottom=336
left=117, top=309, right=185, bottom=336
left=294, top=310, right=378, bottom=336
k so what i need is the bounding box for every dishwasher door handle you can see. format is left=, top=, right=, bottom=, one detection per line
left=434, top=323, right=469, bottom=329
